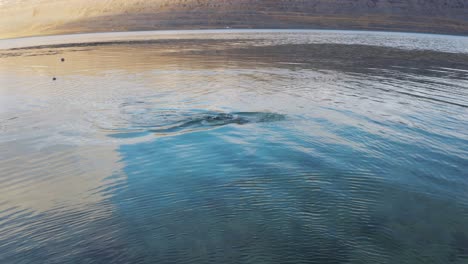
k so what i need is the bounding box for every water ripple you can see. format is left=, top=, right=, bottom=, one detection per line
left=0, top=31, right=467, bottom=264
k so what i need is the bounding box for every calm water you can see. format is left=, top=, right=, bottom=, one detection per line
left=1, top=30, right=468, bottom=263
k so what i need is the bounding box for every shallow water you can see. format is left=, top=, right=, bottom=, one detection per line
left=0, top=30, right=468, bottom=264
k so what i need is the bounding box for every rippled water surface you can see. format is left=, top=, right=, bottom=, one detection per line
left=1, top=30, right=468, bottom=263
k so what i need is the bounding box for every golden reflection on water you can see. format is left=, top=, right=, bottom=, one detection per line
left=0, top=144, right=122, bottom=213
left=0, top=40, right=262, bottom=215
left=0, top=41, right=323, bottom=215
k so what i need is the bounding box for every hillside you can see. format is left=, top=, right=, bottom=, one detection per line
left=1, top=0, right=467, bottom=39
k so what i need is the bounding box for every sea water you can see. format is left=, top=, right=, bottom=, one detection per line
left=0, top=30, right=467, bottom=263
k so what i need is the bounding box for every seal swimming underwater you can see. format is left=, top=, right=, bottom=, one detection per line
left=108, top=111, right=286, bottom=138
left=149, top=112, right=286, bottom=134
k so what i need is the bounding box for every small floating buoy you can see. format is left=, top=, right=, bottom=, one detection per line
left=53, top=77, right=56, bottom=81
left=61, top=58, right=65, bottom=62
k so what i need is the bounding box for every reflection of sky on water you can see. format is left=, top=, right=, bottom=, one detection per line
left=110, top=109, right=467, bottom=263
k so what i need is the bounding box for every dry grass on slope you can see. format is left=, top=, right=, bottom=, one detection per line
left=1, top=0, right=467, bottom=39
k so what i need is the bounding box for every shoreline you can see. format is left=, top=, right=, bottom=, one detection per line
left=1, top=28, right=468, bottom=51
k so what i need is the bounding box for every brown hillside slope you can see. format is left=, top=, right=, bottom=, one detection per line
left=0, top=0, right=467, bottom=39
